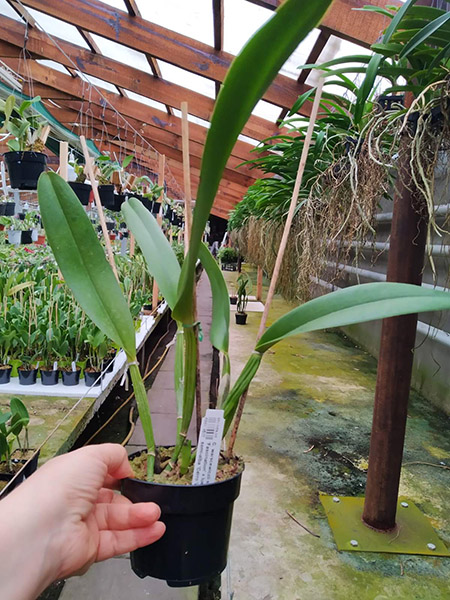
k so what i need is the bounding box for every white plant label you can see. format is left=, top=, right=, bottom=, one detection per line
left=192, top=409, right=225, bottom=486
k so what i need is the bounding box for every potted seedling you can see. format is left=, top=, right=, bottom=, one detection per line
left=38, top=0, right=450, bottom=587
left=235, top=273, right=251, bottom=325
left=84, top=326, right=108, bottom=387
left=69, top=158, right=91, bottom=206
left=217, top=246, right=239, bottom=271
left=0, top=318, right=15, bottom=384
left=95, top=154, right=134, bottom=210
left=0, top=397, right=39, bottom=498
left=1, top=95, right=48, bottom=190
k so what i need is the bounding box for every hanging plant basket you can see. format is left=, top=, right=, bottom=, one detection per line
left=7, top=230, right=22, bottom=245
left=98, top=184, right=115, bottom=208
left=21, top=230, right=33, bottom=245
left=40, top=368, right=59, bottom=386
left=4, top=151, right=47, bottom=190
left=152, top=201, right=161, bottom=216
left=3, top=202, right=15, bottom=216
left=69, top=182, right=92, bottom=206
left=113, top=194, right=127, bottom=212
left=121, top=453, right=243, bottom=588
left=18, top=367, right=38, bottom=385
left=0, top=366, right=12, bottom=385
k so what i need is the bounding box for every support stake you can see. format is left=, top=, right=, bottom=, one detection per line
left=152, top=153, right=165, bottom=311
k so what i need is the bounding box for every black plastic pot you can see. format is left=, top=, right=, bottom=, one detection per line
left=235, top=313, right=247, bottom=325
left=61, top=369, right=81, bottom=386
left=0, top=366, right=12, bottom=385
left=230, top=296, right=237, bottom=305
left=106, top=222, right=115, bottom=231
left=69, top=181, right=92, bottom=206
left=21, top=230, right=33, bottom=245
left=0, top=204, right=4, bottom=216
left=4, top=202, right=15, bottom=216
left=0, top=450, right=40, bottom=499
left=103, top=352, right=117, bottom=373
left=152, top=201, right=161, bottom=216
left=40, top=369, right=59, bottom=386
left=4, top=151, right=47, bottom=190
left=141, top=197, right=153, bottom=213
left=112, top=193, right=126, bottom=212
left=121, top=453, right=243, bottom=587
left=98, top=185, right=115, bottom=208
left=84, top=370, right=102, bottom=387
left=18, top=368, right=38, bottom=385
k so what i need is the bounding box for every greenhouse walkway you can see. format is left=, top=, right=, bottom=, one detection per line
left=59, top=267, right=450, bottom=600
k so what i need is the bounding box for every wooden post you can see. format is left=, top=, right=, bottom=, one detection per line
left=181, top=101, right=193, bottom=253
left=362, top=129, right=428, bottom=530
left=256, top=266, right=263, bottom=302
left=152, top=154, right=165, bottom=311
left=79, top=135, right=119, bottom=281
left=59, top=141, right=69, bottom=181
left=130, top=234, right=135, bottom=257
left=256, top=77, right=324, bottom=341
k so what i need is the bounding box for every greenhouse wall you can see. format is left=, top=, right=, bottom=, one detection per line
left=317, top=165, right=450, bottom=415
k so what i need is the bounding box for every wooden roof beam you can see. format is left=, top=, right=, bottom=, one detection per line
left=245, top=0, right=401, bottom=47
left=0, top=18, right=286, bottom=140
left=19, top=0, right=309, bottom=110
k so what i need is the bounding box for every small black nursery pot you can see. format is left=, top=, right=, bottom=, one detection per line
left=84, top=370, right=102, bottom=387
left=18, top=368, right=38, bottom=385
left=235, top=313, right=247, bottom=325
left=40, top=369, right=59, bottom=386
left=61, top=369, right=81, bottom=386
left=0, top=450, right=40, bottom=498
left=98, top=185, right=115, bottom=208
left=0, top=366, right=12, bottom=385
left=4, top=151, right=47, bottom=190
left=69, top=182, right=92, bottom=206
left=121, top=452, right=243, bottom=588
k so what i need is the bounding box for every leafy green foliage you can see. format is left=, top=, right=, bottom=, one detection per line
left=0, top=397, right=30, bottom=466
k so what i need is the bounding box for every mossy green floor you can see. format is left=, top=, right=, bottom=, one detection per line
left=224, top=267, right=450, bottom=599
left=0, top=393, right=93, bottom=462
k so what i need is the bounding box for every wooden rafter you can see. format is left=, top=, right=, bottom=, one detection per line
left=245, top=0, right=401, bottom=47
left=18, top=0, right=310, bottom=110
left=0, top=19, right=288, bottom=139
left=212, top=0, right=224, bottom=98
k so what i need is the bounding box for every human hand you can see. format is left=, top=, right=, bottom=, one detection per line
left=0, top=444, right=165, bottom=600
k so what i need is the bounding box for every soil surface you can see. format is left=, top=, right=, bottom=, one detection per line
left=130, top=447, right=244, bottom=485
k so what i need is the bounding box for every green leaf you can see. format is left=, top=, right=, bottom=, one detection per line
left=399, top=12, right=450, bottom=59
left=198, top=243, right=229, bottom=353
left=256, top=283, right=450, bottom=353
left=4, top=95, right=16, bottom=122
left=10, top=397, right=29, bottom=428
left=172, top=0, right=333, bottom=324
left=122, top=197, right=180, bottom=309
left=38, top=172, right=136, bottom=358
left=122, top=154, right=134, bottom=169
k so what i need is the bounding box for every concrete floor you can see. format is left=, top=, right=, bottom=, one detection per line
left=224, top=267, right=450, bottom=599
left=61, top=267, right=450, bottom=599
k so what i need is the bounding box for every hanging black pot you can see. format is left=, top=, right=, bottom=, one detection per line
left=113, top=193, right=127, bottom=212
left=106, top=222, right=115, bottom=231
left=84, top=369, right=102, bottom=387
left=230, top=296, right=237, bottom=305
left=152, top=201, right=161, bottom=216
left=0, top=204, right=4, bottom=216
left=61, top=369, right=81, bottom=386
left=69, top=181, right=92, bottom=206
left=18, top=368, right=38, bottom=385
left=235, top=313, right=247, bottom=325
left=0, top=366, right=12, bottom=384
left=0, top=450, right=40, bottom=499
left=141, top=197, right=153, bottom=212
left=121, top=452, right=243, bottom=588
left=3, top=151, right=47, bottom=190
left=40, top=368, right=59, bottom=386
left=4, top=202, right=15, bottom=216
left=21, top=230, right=33, bottom=245
left=98, top=184, right=115, bottom=208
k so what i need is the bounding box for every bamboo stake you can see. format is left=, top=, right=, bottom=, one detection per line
left=129, top=234, right=135, bottom=257
left=152, top=154, right=165, bottom=311
left=59, top=141, right=68, bottom=181
left=256, top=77, right=324, bottom=341
left=256, top=266, right=263, bottom=302
left=228, top=78, right=324, bottom=459
left=79, top=135, right=119, bottom=281
left=181, top=101, right=193, bottom=254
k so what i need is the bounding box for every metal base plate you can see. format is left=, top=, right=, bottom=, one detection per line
left=320, top=495, right=450, bottom=556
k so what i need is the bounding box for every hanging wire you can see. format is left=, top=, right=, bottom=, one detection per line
left=13, top=0, right=186, bottom=201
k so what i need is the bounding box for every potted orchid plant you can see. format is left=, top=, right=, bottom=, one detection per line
left=37, top=0, right=450, bottom=588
